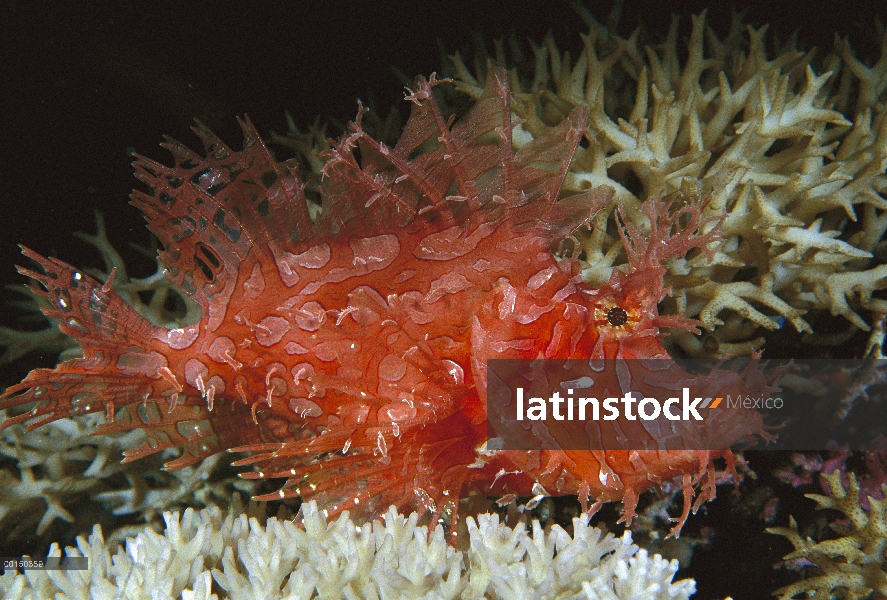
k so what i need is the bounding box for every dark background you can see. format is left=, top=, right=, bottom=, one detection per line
left=3, top=0, right=885, bottom=302
left=2, top=1, right=887, bottom=598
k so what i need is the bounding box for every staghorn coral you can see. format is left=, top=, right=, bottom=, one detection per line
left=768, top=469, right=887, bottom=599
left=0, top=409, right=251, bottom=548
left=0, top=499, right=697, bottom=600
left=434, top=7, right=887, bottom=356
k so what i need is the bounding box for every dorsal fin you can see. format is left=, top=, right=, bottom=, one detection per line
left=130, top=117, right=311, bottom=330
left=319, top=70, right=603, bottom=247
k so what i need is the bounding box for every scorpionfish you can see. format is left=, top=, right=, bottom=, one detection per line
left=1, top=70, right=769, bottom=538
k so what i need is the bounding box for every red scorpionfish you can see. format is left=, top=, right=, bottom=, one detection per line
left=1, top=70, right=769, bottom=539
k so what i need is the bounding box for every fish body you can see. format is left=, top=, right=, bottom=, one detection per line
left=1, top=70, right=767, bottom=536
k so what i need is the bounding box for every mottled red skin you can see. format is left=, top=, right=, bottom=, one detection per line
left=1, top=71, right=766, bottom=537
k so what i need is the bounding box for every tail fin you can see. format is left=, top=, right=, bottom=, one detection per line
left=2, top=247, right=163, bottom=430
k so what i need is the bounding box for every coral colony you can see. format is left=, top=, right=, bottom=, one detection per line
left=2, top=5, right=887, bottom=599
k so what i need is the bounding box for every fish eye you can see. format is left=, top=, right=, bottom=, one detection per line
left=606, top=306, right=628, bottom=327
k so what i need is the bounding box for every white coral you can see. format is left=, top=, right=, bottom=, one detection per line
left=0, top=501, right=696, bottom=600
